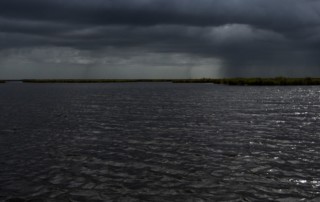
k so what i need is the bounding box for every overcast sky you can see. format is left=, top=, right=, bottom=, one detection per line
left=1, top=0, right=320, bottom=79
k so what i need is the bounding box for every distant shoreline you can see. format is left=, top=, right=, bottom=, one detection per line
left=2, top=77, right=320, bottom=85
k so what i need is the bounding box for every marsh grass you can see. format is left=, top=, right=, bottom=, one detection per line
left=174, top=77, right=320, bottom=85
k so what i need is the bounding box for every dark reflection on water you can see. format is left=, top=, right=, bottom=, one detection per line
left=1, top=83, right=320, bottom=201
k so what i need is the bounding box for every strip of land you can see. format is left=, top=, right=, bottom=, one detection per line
left=173, top=77, right=320, bottom=85
left=3, top=77, right=320, bottom=85
left=22, top=79, right=173, bottom=83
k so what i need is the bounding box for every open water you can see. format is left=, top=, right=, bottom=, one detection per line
left=0, top=83, right=320, bottom=201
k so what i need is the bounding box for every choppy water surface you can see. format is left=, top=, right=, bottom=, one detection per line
left=1, top=83, right=320, bottom=202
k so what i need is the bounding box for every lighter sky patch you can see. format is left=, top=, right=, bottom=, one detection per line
left=0, top=47, right=223, bottom=79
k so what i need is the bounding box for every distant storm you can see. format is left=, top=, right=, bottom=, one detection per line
left=1, top=0, right=320, bottom=79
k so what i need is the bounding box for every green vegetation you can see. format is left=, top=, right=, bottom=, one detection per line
left=20, top=77, right=320, bottom=85
left=0, top=80, right=5, bottom=83
left=173, top=77, right=320, bottom=85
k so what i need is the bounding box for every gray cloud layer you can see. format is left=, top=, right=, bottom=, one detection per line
left=1, top=0, right=320, bottom=78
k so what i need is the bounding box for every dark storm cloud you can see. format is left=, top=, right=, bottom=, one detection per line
left=0, top=0, right=319, bottom=28
left=1, top=0, right=320, bottom=77
left=0, top=0, right=318, bottom=35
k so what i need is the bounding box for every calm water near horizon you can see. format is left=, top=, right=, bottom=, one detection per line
left=1, top=83, right=320, bottom=201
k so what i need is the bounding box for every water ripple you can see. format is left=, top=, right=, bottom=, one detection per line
left=1, top=83, right=320, bottom=201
